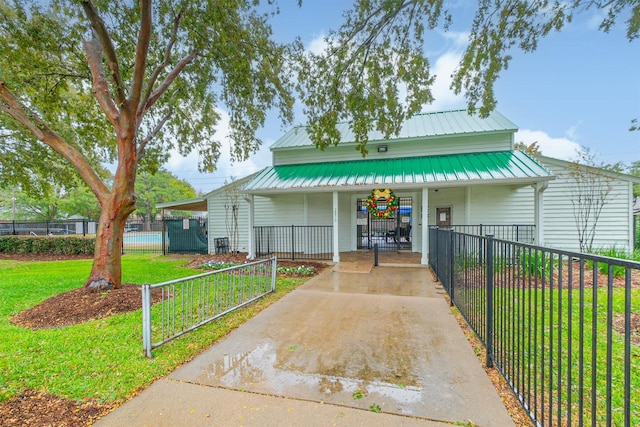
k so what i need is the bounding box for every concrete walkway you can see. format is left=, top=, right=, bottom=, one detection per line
left=96, top=262, right=515, bottom=427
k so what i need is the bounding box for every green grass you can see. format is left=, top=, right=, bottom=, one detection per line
left=489, top=285, right=640, bottom=426
left=0, top=255, right=306, bottom=404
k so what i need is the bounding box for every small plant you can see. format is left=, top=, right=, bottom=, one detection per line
left=352, top=389, right=366, bottom=400
left=276, top=265, right=316, bottom=276
left=200, top=260, right=239, bottom=270
left=588, top=246, right=636, bottom=278
left=369, top=403, right=382, bottom=413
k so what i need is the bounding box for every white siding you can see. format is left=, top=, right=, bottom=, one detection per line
left=273, top=133, right=513, bottom=166
left=540, top=160, right=633, bottom=252
left=428, top=187, right=468, bottom=225
left=207, top=193, right=251, bottom=254
left=468, top=185, right=535, bottom=225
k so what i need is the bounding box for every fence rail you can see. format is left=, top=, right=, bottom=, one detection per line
left=254, top=225, right=333, bottom=260
left=429, top=227, right=639, bottom=427
left=442, top=224, right=535, bottom=243
left=142, top=257, right=277, bottom=357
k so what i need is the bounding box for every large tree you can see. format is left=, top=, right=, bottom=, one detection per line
left=0, top=1, right=636, bottom=290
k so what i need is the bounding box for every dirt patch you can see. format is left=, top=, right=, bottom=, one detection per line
left=0, top=389, right=114, bottom=427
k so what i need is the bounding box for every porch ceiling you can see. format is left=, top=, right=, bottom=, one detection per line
left=243, top=150, right=554, bottom=193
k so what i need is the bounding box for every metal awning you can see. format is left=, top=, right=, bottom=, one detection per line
left=156, top=197, right=207, bottom=212
left=243, top=150, right=554, bottom=194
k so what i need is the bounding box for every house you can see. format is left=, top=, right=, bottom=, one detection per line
left=160, top=109, right=639, bottom=261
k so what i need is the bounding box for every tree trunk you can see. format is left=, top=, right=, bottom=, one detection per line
left=84, top=184, right=136, bottom=291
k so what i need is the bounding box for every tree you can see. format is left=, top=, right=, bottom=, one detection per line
left=568, top=149, right=620, bottom=252
left=136, top=169, right=196, bottom=229
left=1, top=1, right=636, bottom=290
left=1, top=1, right=295, bottom=289
left=514, top=141, right=541, bottom=156
left=223, top=178, right=241, bottom=255
left=628, top=160, right=640, bottom=198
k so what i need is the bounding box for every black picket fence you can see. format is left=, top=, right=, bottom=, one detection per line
left=254, top=225, right=333, bottom=260
left=429, top=227, right=639, bottom=427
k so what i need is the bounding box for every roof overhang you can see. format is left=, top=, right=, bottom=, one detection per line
left=156, top=197, right=207, bottom=212
left=243, top=150, right=554, bottom=194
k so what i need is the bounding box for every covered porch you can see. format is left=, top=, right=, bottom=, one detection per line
left=243, top=150, right=554, bottom=265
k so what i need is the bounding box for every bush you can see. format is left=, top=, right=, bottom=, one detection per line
left=0, top=235, right=95, bottom=255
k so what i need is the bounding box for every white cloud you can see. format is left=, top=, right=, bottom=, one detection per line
left=307, top=34, right=328, bottom=55
left=428, top=51, right=465, bottom=111
left=424, top=31, right=468, bottom=112
left=515, top=129, right=582, bottom=161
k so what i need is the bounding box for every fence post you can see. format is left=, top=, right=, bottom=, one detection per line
left=486, top=234, right=494, bottom=368
left=142, top=284, right=153, bottom=358
left=433, top=227, right=439, bottom=276
left=449, top=231, right=455, bottom=307
left=291, top=225, right=295, bottom=260
left=271, top=256, right=278, bottom=292
left=374, top=243, right=379, bottom=266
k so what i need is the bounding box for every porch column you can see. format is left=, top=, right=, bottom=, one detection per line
left=421, top=187, right=429, bottom=265
left=534, top=181, right=548, bottom=246
left=246, top=194, right=255, bottom=259
left=332, top=191, right=340, bottom=262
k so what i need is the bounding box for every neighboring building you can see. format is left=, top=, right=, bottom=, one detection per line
left=160, top=110, right=639, bottom=261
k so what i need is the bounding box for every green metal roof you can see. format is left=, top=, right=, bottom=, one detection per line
left=270, top=109, right=518, bottom=149
left=243, top=150, right=553, bottom=193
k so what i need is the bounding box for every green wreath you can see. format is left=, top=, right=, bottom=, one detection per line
left=365, top=188, right=399, bottom=219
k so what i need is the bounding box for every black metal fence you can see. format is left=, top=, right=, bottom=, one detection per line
left=0, top=219, right=96, bottom=236
left=0, top=218, right=209, bottom=255
left=254, top=225, right=333, bottom=260
left=429, top=227, right=639, bottom=427
left=444, top=224, right=535, bottom=243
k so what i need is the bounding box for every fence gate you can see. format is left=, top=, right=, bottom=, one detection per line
left=356, top=197, right=412, bottom=251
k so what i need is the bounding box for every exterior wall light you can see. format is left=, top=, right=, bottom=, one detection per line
left=377, top=144, right=388, bottom=153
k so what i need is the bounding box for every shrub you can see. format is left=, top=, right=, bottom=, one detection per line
left=0, top=235, right=95, bottom=255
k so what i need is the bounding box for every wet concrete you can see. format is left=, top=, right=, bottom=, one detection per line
left=163, top=266, right=515, bottom=426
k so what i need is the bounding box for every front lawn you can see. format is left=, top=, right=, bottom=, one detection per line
left=0, top=254, right=307, bottom=405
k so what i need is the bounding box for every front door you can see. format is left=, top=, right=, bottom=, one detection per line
left=436, top=207, right=452, bottom=228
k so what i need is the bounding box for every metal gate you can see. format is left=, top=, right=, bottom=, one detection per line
left=357, top=197, right=412, bottom=251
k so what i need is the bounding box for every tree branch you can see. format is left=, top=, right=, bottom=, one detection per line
left=0, top=81, right=110, bottom=201
left=137, top=107, right=174, bottom=161
left=141, top=9, right=183, bottom=118
left=130, top=0, right=152, bottom=114
left=144, top=50, right=198, bottom=112
left=80, top=0, right=127, bottom=107
left=83, top=35, right=120, bottom=126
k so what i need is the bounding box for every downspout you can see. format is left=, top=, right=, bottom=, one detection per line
left=534, top=181, right=548, bottom=246
left=244, top=194, right=255, bottom=259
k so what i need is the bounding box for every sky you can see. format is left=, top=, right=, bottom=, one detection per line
left=165, top=2, right=640, bottom=194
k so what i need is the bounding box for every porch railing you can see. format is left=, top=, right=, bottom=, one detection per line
left=429, top=227, right=639, bottom=427
left=254, top=225, right=333, bottom=260
left=142, top=257, right=277, bottom=357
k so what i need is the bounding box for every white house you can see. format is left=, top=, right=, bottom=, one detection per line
left=160, top=109, right=639, bottom=261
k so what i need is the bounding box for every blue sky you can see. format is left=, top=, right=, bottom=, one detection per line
left=166, top=2, right=640, bottom=194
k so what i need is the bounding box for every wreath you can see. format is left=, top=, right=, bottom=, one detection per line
left=365, top=188, right=399, bottom=219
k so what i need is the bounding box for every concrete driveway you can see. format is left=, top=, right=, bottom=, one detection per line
left=97, top=264, right=515, bottom=426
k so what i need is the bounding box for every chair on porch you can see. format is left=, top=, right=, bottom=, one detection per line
left=385, top=225, right=411, bottom=243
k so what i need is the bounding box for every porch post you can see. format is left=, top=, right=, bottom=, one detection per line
left=247, top=194, right=255, bottom=259
left=332, top=191, right=340, bottom=262
left=534, top=181, right=548, bottom=246
left=421, top=187, right=429, bottom=265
